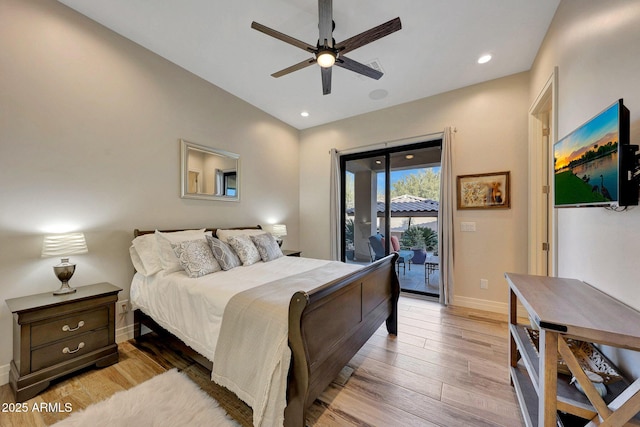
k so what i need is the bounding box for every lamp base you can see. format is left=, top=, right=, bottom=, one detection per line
left=52, top=258, right=77, bottom=296
left=53, top=282, right=77, bottom=295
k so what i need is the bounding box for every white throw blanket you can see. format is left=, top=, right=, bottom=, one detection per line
left=211, top=261, right=360, bottom=427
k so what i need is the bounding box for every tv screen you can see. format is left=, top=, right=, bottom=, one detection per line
left=554, top=99, right=635, bottom=207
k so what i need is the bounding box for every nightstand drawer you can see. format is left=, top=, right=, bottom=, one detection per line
left=6, top=282, right=121, bottom=401
left=31, top=327, right=110, bottom=372
left=31, top=307, right=109, bottom=347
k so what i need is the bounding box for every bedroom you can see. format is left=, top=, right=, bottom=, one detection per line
left=1, top=0, right=640, bottom=425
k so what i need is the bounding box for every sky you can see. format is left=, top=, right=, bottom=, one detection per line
left=554, top=101, right=619, bottom=169
left=377, top=166, right=441, bottom=190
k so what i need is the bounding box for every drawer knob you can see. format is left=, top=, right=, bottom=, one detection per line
left=62, top=342, right=85, bottom=354
left=62, top=320, right=85, bottom=332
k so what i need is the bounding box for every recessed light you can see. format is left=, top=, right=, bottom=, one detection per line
left=405, top=154, right=414, bottom=160
left=300, top=111, right=309, bottom=117
left=477, top=54, right=492, bottom=64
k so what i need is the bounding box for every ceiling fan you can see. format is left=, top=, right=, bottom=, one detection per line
left=251, top=0, right=401, bottom=95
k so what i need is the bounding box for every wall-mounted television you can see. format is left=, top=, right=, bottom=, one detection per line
left=554, top=99, right=638, bottom=208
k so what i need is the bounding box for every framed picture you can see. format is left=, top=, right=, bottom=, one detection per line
left=457, top=171, right=510, bottom=209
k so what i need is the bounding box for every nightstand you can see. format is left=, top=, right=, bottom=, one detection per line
left=5, top=282, right=121, bottom=402
left=283, top=250, right=301, bottom=257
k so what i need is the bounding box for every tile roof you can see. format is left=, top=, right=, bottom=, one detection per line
left=347, top=194, right=439, bottom=217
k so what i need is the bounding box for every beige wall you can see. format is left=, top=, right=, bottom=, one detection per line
left=530, top=0, right=640, bottom=378
left=4, top=0, right=638, bottom=388
left=0, top=0, right=299, bottom=375
left=300, top=72, right=531, bottom=313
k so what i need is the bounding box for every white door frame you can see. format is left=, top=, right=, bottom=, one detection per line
left=528, top=68, right=558, bottom=277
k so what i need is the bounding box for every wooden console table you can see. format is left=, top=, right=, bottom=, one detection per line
left=505, top=273, right=640, bottom=427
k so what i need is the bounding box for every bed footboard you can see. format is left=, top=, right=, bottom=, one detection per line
left=285, top=253, right=399, bottom=426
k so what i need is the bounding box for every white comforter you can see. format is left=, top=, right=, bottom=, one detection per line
left=130, top=256, right=362, bottom=426
left=212, top=261, right=360, bottom=427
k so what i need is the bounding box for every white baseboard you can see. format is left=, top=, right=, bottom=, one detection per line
left=0, top=363, right=9, bottom=387
left=453, top=295, right=509, bottom=314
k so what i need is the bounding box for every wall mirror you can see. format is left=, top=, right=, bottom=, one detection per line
left=180, top=139, right=240, bottom=201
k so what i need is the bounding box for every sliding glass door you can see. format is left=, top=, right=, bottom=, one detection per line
left=341, top=140, right=442, bottom=297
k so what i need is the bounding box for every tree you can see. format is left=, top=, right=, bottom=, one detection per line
left=345, top=218, right=354, bottom=247
left=345, top=172, right=355, bottom=209
left=391, top=169, right=440, bottom=200
left=400, top=225, right=438, bottom=250
left=400, top=226, right=425, bottom=249
left=421, top=227, right=438, bottom=251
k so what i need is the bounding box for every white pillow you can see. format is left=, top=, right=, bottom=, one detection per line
left=130, top=234, right=163, bottom=276
left=215, top=228, right=266, bottom=243
left=227, top=235, right=261, bottom=266
left=154, top=229, right=209, bottom=273
left=129, top=246, right=147, bottom=275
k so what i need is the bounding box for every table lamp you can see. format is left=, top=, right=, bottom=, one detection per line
left=41, top=232, right=88, bottom=295
left=271, top=224, right=287, bottom=247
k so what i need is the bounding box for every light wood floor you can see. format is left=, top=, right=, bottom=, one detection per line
left=0, top=296, right=524, bottom=427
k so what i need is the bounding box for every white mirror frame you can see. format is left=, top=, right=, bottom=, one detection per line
left=180, top=139, right=240, bottom=202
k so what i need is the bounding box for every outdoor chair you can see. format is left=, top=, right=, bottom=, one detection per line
left=368, top=234, right=413, bottom=275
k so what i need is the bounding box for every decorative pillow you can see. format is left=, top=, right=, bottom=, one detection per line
left=227, top=235, right=261, bottom=266
left=130, top=234, right=163, bottom=276
left=206, top=235, right=241, bottom=270
left=155, top=229, right=209, bottom=274
left=250, top=233, right=283, bottom=262
left=381, top=236, right=401, bottom=252
left=390, top=236, right=401, bottom=252
left=215, top=228, right=266, bottom=243
left=171, top=239, right=221, bottom=278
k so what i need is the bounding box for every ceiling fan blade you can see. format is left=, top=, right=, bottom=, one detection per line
left=271, top=58, right=316, bottom=78
left=335, top=17, right=401, bottom=55
left=321, top=67, right=332, bottom=95
left=318, top=0, right=333, bottom=48
left=335, top=55, right=383, bottom=80
left=251, top=21, right=316, bottom=53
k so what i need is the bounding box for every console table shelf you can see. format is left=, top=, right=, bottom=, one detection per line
left=505, top=273, right=640, bottom=427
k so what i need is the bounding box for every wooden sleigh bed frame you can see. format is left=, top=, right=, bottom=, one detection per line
left=132, top=226, right=400, bottom=427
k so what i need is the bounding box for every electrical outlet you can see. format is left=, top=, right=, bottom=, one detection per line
left=480, top=279, right=489, bottom=289
left=119, top=299, right=129, bottom=314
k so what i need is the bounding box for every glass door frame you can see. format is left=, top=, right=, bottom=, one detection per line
left=339, top=140, right=442, bottom=262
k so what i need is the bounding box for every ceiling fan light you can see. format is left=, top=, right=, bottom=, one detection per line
left=317, top=51, right=336, bottom=68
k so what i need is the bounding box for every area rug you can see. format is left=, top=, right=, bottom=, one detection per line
left=52, top=369, right=240, bottom=427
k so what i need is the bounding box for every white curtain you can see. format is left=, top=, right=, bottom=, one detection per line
left=329, top=148, right=341, bottom=261
left=438, top=127, right=455, bottom=305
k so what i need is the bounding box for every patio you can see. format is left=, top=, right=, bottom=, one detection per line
left=346, top=194, right=441, bottom=297
left=347, top=256, right=440, bottom=297
left=398, top=258, right=440, bottom=296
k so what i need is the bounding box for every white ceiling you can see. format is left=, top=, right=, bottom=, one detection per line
left=57, top=0, right=560, bottom=130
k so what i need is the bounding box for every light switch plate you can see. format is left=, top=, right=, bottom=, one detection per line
left=461, top=222, right=476, bottom=232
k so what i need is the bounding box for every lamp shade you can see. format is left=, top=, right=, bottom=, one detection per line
left=41, top=233, right=88, bottom=258
left=271, top=224, right=287, bottom=237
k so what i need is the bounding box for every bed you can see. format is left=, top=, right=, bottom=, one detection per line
left=129, top=226, right=399, bottom=427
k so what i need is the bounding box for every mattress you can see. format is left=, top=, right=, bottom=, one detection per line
left=130, top=255, right=359, bottom=361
